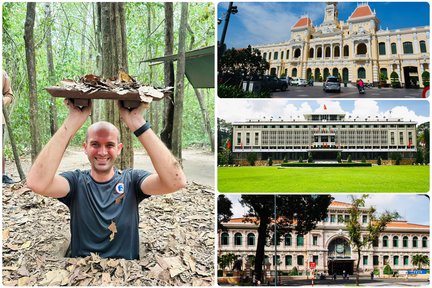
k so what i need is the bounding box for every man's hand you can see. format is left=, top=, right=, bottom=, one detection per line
left=118, top=101, right=149, bottom=132
left=64, top=99, right=92, bottom=131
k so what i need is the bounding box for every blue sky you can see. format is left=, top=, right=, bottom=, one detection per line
left=217, top=99, right=430, bottom=125
left=218, top=2, right=430, bottom=48
left=225, top=194, right=430, bottom=225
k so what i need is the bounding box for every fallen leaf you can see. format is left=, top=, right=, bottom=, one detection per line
left=101, top=272, right=111, bottom=285
left=21, top=240, right=32, bottom=249
left=108, top=221, right=117, bottom=241
left=3, top=229, right=10, bottom=240
left=39, top=270, right=69, bottom=286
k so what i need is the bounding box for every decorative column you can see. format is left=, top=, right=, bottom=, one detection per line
left=413, top=32, right=419, bottom=54
left=397, top=34, right=402, bottom=56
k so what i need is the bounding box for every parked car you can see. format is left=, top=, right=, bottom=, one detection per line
left=291, top=77, right=300, bottom=86
left=323, top=76, right=341, bottom=92
left=280, top=76, right=292, bottom=86
left=261, top=75, right=287, bottom=92
left=298, top=79, right=307, bottom=87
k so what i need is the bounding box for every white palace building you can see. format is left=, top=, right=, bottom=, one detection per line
left=218, top=201, right=430, bottom=275
left=232, top=109, right=418, bottom=162
left=254, top=2, right=429, bottom=88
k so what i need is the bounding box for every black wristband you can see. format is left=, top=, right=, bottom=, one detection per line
left=133, top=122, right=152, bottom=137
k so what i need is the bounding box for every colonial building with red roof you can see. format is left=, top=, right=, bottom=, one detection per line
left=254, top=3, right=429, bottom=88
left=218, top=200, right=429, bottom=276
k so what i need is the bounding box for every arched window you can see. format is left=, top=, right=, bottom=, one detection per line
left=273, top=255, right=280, bottom=265
left=297, top=235, right=304, bottom=246
left=309, top=48, right=314, bottom=58
left=234, top=232, right=242, bottom=246
left=285, top=234, right=292, bottom=246
left=274, top=52, right=279, bottom=60
left=294, top=48, right=301, bottom=58
left=379, top=42, right=386, bottom=55
left=292, top=68, right=298, bottom=77
left=403, top=236, right=408, bottom=248
left=323, top=68, right=330, bottom=80
left=422, top=237, right=428, bottom=248
left=268, top=52, right=272, bottom=60
left=383, top=255, right=389, bottom=265
left=285, top=255, right=292, bottom=266
left=334, top=46, right=340, bottom=57
left=420, top=40, right=427, bottom=53
left=380, top=68, right=388, bottom=80
left=297, top=255, right=304, bottom=265
left=247, top=233, right=255, bottom=246
left=393, top=236, right=399, bottom=247
left=357, top=43, right=367, bottom=55
left=315, top=68, right=321, bottom=81
left=286, top=50, right=290, bottom=59
left=263, top=52, right=267, bottom=60
left=391, top=43, right=397, bottom=54
left=272, top=232, right=281, bottom=246
left=307, top=68, right=312, bottom=80
left=394, top=256, right=399, bottom=265
left=358, top=67, right=366, bottom=79
left=332, top=68, right=339, bottom=77
left=281, top=51, right=284, bottom=60
left=325, top=46, right=331, bottom=57
left=317, top=47, right=323, bottom=58
left=412, top=236, right=418, bottom=248
left=403, top=42, right=413, bottom=54
left=270, top=68, right=277, bottom=75
left=403, top=256, right=409, bottom=265
left=221, top=232, right=229, bottom=245
left=342, top=68, right=349, bottom=83
left=383, top=236, right=389, bottom=247
left=343, top=45, right=349, bottom=57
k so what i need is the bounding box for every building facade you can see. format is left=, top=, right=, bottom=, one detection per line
left=254, top=3, right=429, bottom=88
left=218, top=201, right=430, bottom=275
left=232, top=110, right=417, bottom=161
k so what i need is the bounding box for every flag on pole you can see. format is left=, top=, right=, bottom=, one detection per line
left=227, top=139, right=231, bottom=150
left=408, top=140, right=412, bottom=148
left=240, top=142, right=244, bottom=149
left=324, top=104, right=327, bottom=110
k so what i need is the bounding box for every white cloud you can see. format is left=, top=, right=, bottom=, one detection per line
left=383, top=106, right=429, bottom=125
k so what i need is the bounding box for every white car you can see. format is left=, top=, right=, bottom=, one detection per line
left=291, top=77, right=300, bottom=86
left=298, top=79, right=307, bottom=87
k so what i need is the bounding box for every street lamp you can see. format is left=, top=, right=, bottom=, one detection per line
left=218, top=2, right=238, bottom=57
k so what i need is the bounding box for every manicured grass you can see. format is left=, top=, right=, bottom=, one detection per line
left=217, top=165, right=429, bottom=192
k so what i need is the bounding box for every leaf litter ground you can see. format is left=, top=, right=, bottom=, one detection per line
left=2, top=181, right=214, bottom=286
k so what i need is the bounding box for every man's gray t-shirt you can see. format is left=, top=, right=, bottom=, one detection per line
left=58, top=168, right=151, bottom=260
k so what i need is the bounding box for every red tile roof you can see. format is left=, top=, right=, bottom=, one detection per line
left=293, top=17, right=312, bottom=28
left=386, top=221, right=429, bottom=229
left=350, top=5, right=373, bottom=19
left=329, top=201, right=352, bottom=207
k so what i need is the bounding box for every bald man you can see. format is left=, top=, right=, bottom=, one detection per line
left=27, top=99, right=186, bottom=259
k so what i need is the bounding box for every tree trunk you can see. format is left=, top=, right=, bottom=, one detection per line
left=2, top=108, right=25, bottom=181
left=92, top=2, right=103, bottom=123
left=194, top=89, right=214, bottom=152
left=160, top=2, right=174, bottom=149
left=171, top=3, right=188, bottom=162
left=254, top=216, right=270, bottom=282
left=45, top=3, right=58, bottom=136
left=99, top=2, right=133, bottom=169
left=356, top=249, right=361, bottom=286
left=24, top=2, right=41, bottom=163
left=80, top=4, right=89, bottom=73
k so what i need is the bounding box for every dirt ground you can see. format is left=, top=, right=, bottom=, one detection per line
left=5, top=147, right=214, bottom=187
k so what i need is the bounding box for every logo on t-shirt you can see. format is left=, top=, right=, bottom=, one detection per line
left=115, top=183, right=125, bottom=194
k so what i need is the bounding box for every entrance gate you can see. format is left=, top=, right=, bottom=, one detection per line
left=403, top=66, right=419, bottom=88
left=328, top=259, right=354, bottom=275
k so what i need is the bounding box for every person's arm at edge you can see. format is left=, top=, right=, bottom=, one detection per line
left=26, top=100, right=91, bottom=198
left=118, top=102, right=187, bottom=195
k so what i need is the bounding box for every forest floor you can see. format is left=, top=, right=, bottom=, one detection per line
left=2, top=147, right=215, bottom=286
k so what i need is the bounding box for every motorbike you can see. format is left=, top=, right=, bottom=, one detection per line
left=358, top=86, right=365, bottom=94
left=365, top=82, right=374, bottom=89
left=308, top=79, right=314, bottom=86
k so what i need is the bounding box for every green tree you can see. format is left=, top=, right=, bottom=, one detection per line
left=421, top=71, right=429, bottom=86
left=307, top=152, right=313, bottom=163
left=383, top=264, right=393, bottom=275
left=240, top=195, right=332, bottom=282
left=345, top=195, right=400, bottom=286
left=377, top=157, right=382, bottom=165
left=411, top=254, right=429, bottom=270
left=416, top=150, right=424, bottom=164
left=219, top=45, right=269, bottom=86
left=247, top=152, right=257, bottom=166
left=289, top=266, right=298, bottom=276
left=218, top=195, right=233, bottom=231
left=218, top=253, right=237, bottom=271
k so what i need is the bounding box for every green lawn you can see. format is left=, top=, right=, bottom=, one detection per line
left=218, top=166, right=430, bottom=192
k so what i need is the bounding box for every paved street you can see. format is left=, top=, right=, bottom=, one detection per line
left=265, top=277, right=429, bottom=286
left=272, top=85, right=424, bottom=98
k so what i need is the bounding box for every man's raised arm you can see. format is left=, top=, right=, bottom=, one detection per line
left=27, top=100, right=91, bottom=198
left=118, top=102, right=187, bottom=195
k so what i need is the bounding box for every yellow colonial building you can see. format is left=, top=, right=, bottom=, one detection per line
left=255, top=3, right=429, bottom=88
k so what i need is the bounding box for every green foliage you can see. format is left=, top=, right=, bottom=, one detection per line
left=267, top=157, right=272, bottom=166
left=373, top=269, right=380, bottom=275
left=391, top=152, right=402, bottom=165
left=347, top=154, right=352, bottom=163
left=247, top=152, right=257, bottom=166
left=298, top=156, right=303, bottom=163
left=218, top=84, right=271, bottom=98
left=390, top=71, right=399, bottom=82
left=218, top=253, right=236, bottom=270
left=337, top=152, right=341, bottom=163
left=379, top=72, right=388, bottom=81
left=2, top=2, right=214, bottom=157
left=377, top=157, right=382, bottom=165
left=416, top=150, right=424, bottom=164
left=421, top=71, right=429, bottom=86
left=383, top=264, right=393, bottom=275
left=289, top=266, right=299, bottom=276
left=307, top=152, right=313, bottom=163
left=411, top=254, right=429, bottom=269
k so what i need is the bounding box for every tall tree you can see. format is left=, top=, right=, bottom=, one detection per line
left=171, top=3, right=188, bottom=161
left=160, top=2, right=174, bottom=149
left=411, top=254, right=429, bottom=270
left=217, top=195, right=233, bottom=231
left=240, top=195, right=332, bottom=282
left=345, top=195, right=400, bottom=286
left=24, top=2, right=41, bottom=162
left=98, top=3, right=133, bottom=169
left=45, top=3, right=58, bottom=136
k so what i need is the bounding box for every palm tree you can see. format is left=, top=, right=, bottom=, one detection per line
left=411, top=254, right=429, bottom=270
